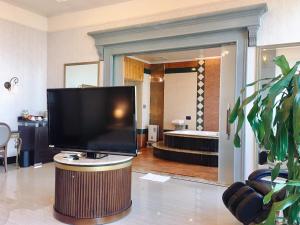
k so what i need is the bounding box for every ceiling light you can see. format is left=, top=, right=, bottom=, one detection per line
left=56, top=0, right=69, bottom=3
left=221, top=50, right=230, bottom=57
left=262, top=55, right=267, bottom=62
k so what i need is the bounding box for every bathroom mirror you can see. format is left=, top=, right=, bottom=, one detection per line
left=64, top=61, right=100, bottom=88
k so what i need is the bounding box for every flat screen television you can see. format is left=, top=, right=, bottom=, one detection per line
left=47, top=86, right=137, bottom=156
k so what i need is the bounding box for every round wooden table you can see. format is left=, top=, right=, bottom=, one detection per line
left=53, top=153, right=133, bottom=225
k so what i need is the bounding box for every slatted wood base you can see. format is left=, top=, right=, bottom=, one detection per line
left=54, top=165, right=132, bottom=224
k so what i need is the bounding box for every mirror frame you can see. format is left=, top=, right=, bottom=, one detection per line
left=255, top=42, right=300, bottom=168
left=64, top=61, right=100, bottom=88
left=257, top=42, right=300, bottom=75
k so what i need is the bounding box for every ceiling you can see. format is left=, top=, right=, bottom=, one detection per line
left=2, top=0, right=132, bottom=16
left=130, top=47, right=222, bottom=64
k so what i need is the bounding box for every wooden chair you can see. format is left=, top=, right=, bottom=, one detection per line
left=0, top=123, right=11, bottom=172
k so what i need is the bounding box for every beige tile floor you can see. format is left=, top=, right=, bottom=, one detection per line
left=0, top=164, right=240, bottom=225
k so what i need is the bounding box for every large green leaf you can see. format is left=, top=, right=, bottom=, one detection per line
left=240, top=91, right=259, bottom=109
left=274, top=96, right=293, bottom=124
left=268, top=132, right=276, bottom=156
left=294, top=74, right=300, bottom=93
left=234, top=134, right=241, bottom=148
left=278, top=125, right=288, bottom=161
left=271, top=163, right=281, bottom=181
left=233, top=109, right=245, bottom=148
left=240, top=76, right=281, bottom=93
left=274, top=194, right=300, bottom=211
left=274, top=55, right=290, bottom=76
left=262, top=195, right=300, bottom=225
left=287, top=144, right=295, bottom=180
left=267, top=61, right=299, bottom=108
left=229, top=97, right=240, bottom=123
left=256, top=119, right=266, bottom=143
left=263, top=183, right=286, bottom=205
left=261, top=76, right=282, bottom=90
left=247, top=97, right=267, bottom=144
left=293, top=93, right=300, bottom=145
left=262, top=105, right=274, bottom=149
left=247, top=99, right=260, bottom=126
left=287, top=180, right=300, bottom=187
left=261, top=211, right=276, bottom=225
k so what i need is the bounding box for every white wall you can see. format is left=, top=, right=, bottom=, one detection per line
left=125, top=74, right=150, bottom=130
left=0, top=19, right=47, bottom=157
left=219, top=45, right=237, bottom=184
left=257, top=0, right=300, bottom=46
left=142, top=74, right=151, bottom=130
left=164, top=72, right=197, bottom=130
left=46, top=0, right=300, bottom=89
left=48, top=0, right=264, bottom=32
left=46, top=0, right=264, bottom=89
left=0, top=1, right=47, bottom=31
left=47, top=27, right=100, bottom=88
left=244, top=47, right=257, bottom=179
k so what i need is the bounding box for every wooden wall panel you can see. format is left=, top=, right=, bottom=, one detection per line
left=165, top=61, right=198, bottom=69
left=144, top=62, right=151, bottom=70
left=203, top=58, right=220, bottom=131
left=150, top=64, right=164, bottom=140
left=124, top=57, right=144, bottom=82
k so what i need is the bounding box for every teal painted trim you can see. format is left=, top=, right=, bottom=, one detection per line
left=89, top=3, right=267, bottom=51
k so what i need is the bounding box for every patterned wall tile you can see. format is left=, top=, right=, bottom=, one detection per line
left=196, top=60, right=205, bottom=130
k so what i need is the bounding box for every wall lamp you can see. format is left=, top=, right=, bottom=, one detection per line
left=4, top=77, right=19, bottom=91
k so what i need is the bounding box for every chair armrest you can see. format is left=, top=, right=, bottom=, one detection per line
left=248, top=169, right=288, bottom=181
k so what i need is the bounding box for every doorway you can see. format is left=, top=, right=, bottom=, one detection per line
left=89, top=5, right=268, bottom=183
left=121, top=45, right=236, bottom=183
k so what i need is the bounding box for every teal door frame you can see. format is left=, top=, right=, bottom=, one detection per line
left=89, top=3, right=267, bottom=183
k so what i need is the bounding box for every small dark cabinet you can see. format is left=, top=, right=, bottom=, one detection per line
left=18, top=123, right=59, bottom=166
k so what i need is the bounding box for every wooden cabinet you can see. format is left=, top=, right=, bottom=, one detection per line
left=18, top=123, right=59, bottom=166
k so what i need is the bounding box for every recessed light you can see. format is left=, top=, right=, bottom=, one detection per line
left=56, top=0, right=69, bottom=3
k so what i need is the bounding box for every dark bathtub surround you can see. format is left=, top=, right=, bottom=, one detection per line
left=153, top=131, right=219, bottom=167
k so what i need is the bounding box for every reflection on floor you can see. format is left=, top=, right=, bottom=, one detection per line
left=0, top=163, right=238, bottom=225
left=133, top=148, right=218, bottom=182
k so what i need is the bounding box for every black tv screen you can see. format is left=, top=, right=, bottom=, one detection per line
left=47, top=86, right=137, bottom=156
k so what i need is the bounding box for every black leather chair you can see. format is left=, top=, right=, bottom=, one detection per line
left=222, top=169, right=287, bottom=225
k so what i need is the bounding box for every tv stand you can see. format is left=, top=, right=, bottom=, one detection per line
left=53, top=153, right=133, bottom=224
left=86, top=152, right=108, bottom=159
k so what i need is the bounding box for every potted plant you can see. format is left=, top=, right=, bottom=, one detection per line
left=230, top=55, right=300, bottom=224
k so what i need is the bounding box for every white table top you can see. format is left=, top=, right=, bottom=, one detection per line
left=54, top=153, right=133, bottom=166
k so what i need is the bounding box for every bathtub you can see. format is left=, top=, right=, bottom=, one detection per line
left=164, top=130, right=219, bottom=139
left=152, top=130, right=219, bottom=167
